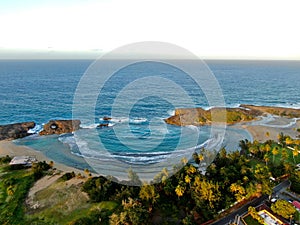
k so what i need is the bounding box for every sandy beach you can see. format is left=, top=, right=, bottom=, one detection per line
left=235, top=117, right=300, bottom=143
left=0, top=140, right=83, bottom=174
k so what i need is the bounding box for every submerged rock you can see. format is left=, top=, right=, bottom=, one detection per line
left=39, top=120, right=81, bottom=135
left=102, top=116, right=112, bottom=121
left=97, top=123, right=109, bottom=128
left=0, top=121, right=35, bottom=140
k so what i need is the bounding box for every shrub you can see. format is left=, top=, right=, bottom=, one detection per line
left=32, top=161, right=51, bottom=180
left=0, top=155, right=12, bottom=164
left=59, top=172, right=76, bottom=181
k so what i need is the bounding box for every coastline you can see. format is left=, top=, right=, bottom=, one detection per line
left=0, top=114, right=299, bottom=176
left=234, top=117, right=300, bottom=142
left=0, top=140, right=83, bottom=174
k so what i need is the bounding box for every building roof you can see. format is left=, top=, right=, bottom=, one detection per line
left=293, top=201, right=300, bottom=210
left=9, top=156, right=37, bottom=166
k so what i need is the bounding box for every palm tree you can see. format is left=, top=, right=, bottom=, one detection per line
left=259, top=145, right=265, bottom=158
left=239, top=140, right=248, bottom=154
left=249, top=146, right=258, bottom=157
left=49, top=160, right=54, bottom=168
left=278, top=132, right=286, bottom=146
left=198, top=154, right=204, bottom=165
left=292, top=148, right=299, bottom=163
left=181, top=157, right=188, bottom=165
left=186, top=164, right=197, bottom=174
left=84, top=168, right=90, bottom=177
left=139, top=184, right=159, bottom=212
left=285, top=137, right=293, bottom=146
left=185, top=175, right=191, bottom=187
left=175, top=185, right=185, bottom=197
left=281, top=148, right=288, bottom=161
left=266, top=132, right=270, bottom=138
left=264, top=154, right=270, bottom=166
left=265, top=144, right=271, bottom=153
left=272, top=147, right=279, bottom=163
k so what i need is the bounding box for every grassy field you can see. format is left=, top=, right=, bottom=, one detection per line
left=0, top=161, right=118, bottom=225
left=0, top=164, right=35, bottom=225
left=26, top=178, right=117, bottom=224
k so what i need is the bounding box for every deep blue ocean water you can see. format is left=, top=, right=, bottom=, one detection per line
left=1, top=60, right=300, bottom=178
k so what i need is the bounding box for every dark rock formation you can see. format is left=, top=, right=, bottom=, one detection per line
left=39, top=120, right=81, bottom=135
left=97, top=123, right=109, bottom=128
left=102, top=116, right=112, bottom=121
left=0, top=122, right=35, bottom=141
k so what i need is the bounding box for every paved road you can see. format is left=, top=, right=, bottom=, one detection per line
left=211, top=180, right=290, bottom=225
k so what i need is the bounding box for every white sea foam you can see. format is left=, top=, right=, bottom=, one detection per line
left=100, top=117, right=148, bottom=124
left=129, top=118, right=147, bottom=124
left=27, top=124, right=42, bottom=134
left=167, top=109, right=175, bottom=116
left=80, top=124, right=98, bottom=129
left=275, top=102, right=300, bottom=109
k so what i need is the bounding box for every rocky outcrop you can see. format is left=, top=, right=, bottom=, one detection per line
left=165, top=105, right=300, bottom=126
left=164, top=107, right=262, bottom=126
left=0, top=122, right=35, bottom=141
left=39, top=120, right=81, bottom=135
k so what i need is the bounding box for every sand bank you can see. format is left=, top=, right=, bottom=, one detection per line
left=235, top=117, right=300, bottom=142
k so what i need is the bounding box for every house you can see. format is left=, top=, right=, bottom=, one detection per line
left=293, top=201, right=300, bottom=211
left=9, top=156, right=37, bottom=167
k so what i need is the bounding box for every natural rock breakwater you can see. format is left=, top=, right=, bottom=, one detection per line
left=0, top=122, right=35, bottom=141
left=39, top=120, right=81, bottom=135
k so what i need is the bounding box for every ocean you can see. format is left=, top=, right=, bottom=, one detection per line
left=1, top=60, right=300, bottom=180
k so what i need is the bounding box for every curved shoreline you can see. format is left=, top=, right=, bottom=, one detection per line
left=0, top=140, right=83, bottom=174
left=233, top=116, right=300, bottom=142
left=1, top=108, right=300, bottom=176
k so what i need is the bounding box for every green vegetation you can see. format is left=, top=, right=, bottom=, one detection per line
left=1, top=132, right=300, bottom=224
left=295, top=210, right=300, bottom=223
left=247, top=206, right=264, bottom=224
left=0, top=155, right=11, bottom=164
left=290, top=170, right=300, bottom=193
left=0, top=167, right=34, bottom=224
left=204, top=108, right=256, bottom=124
left=271, top=199, right=296, bottom=219
left=32, top=161, right=52, bottom=180
left=58, top=171, right=76, bottom=181
left=0, top=158, right=53, bottom=225
left=0, top=159, right=49, bottom=224
left=243, top=214, right=264, bottom=225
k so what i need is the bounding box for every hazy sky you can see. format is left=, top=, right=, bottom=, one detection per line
left=0, top=0, right=299, bottom=59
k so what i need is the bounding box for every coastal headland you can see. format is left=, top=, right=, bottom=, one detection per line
left=164, top=105, right=300, bottom=126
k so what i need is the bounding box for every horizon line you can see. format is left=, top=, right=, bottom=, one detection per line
left=0, top=58, right=300, bottom=61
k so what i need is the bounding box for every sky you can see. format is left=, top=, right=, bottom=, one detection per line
left=0, top=0, right=299, bottom=59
